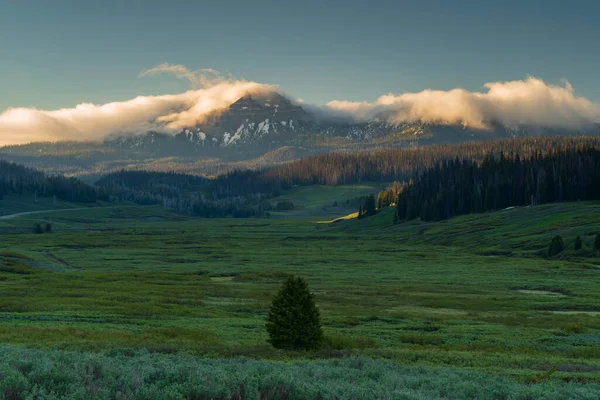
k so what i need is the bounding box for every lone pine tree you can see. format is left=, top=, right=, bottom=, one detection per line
left=266, top=275, right=323, bottom=351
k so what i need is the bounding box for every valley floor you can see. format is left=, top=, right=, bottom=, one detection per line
left=1, top=195, right=600, bottom=397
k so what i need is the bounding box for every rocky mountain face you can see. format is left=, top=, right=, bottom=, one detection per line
left=102, top=92, right=418, bottom=155
left=105, top=92, right=313, bottom=156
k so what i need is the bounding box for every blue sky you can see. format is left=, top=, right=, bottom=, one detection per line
left=1, top=0, right=599, bottom=111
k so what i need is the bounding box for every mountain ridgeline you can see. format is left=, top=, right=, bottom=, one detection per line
left=94, top=90, right=600, bottom=152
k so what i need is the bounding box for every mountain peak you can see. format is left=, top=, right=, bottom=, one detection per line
left=228, top=91, right=305, bottom=117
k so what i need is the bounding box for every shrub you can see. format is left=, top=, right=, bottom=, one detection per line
left=0, top=367, right=28, bottom=400
left=266, top=275, right=323, bottom=350
left=275, top=201, right=294, bottom=211
left=33, top=223, right=44, bottom=234
left=574, top=236, right=582, bottom=250
left=595, top=233, right=600, bottom=251
left=358, top=194, right=377, bottom=218
left=548, top=235, right=564, bottom=256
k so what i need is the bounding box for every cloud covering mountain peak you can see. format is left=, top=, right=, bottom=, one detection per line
left=0, top=65, right=599, bottom=146
left=325, top=77, right=600, bottom=130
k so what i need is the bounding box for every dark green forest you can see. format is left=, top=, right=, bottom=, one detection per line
left=0, top=160, right=104, bottom=203
left=394, top=148, right=600, bottom=222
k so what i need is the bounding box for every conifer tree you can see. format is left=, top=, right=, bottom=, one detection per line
left=266, top=275, right=323, bottom=351
left=595, top=233, right=600, bottom=251
left=548, top=235, right=564, bottom=256
left=363, top=194, right=377, bottom=216
left=574, top=236, right=582, bottom=251
left=33, top=223, right=44, bottom=234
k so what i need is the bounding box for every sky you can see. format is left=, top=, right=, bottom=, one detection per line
left=0, top=0, right=599, bottom=144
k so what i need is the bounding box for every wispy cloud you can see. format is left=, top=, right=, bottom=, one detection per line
left=139, top=63, right=237, bottom=89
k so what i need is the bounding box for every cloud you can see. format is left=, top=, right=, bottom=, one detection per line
left=0, top=80, right=277, bottom=146
left=325, top=77, right=600, bottom=129
left=139, top=63, right=236, bottom=89
left=1, top=71, right=599, bottom=146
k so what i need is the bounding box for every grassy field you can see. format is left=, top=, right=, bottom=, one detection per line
left=1, top=189, right=600, bottom=397
left=269, top=182, right=389, bottom=219
left=0, top=195, right=85, bottom=217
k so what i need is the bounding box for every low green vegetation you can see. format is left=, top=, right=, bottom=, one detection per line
left=0, top=188, right=600, bottom=396
left=1, top=346, right=599, bottom=400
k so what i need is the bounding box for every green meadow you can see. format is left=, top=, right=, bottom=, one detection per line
left=1, top=189, right=600, bottom=397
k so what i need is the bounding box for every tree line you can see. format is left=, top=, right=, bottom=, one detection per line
left=95, top=170, right=285, bottom=218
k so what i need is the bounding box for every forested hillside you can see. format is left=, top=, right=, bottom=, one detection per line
left=0, top=160, right=103, bottom=203
left=96, top=170, right=284, bottom=217
left=4, top=136, right=600, bottom=218
left=263, top=136, right=600, bottom=185
left=94, top=136, right=600, bottom=219
left=394, top=148, right=600, bottom=222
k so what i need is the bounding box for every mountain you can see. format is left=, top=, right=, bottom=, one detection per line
left=1, top=90, right=599, bottom=177
left=105, top=90, right=599, bottom=152
left=105, top=92, right=307, bottom=150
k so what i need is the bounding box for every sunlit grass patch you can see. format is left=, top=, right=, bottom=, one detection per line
left=317, top=211, right=359, bottom=224
left=518, top=290, right=567, bottom=297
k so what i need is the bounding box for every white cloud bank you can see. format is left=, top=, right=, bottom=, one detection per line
left=1, top=65, right=599, bottom=146
left=325, top=78, right=600, bottom=129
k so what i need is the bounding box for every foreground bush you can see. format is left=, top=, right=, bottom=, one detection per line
left=0, top=346, right=599, bottom=399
